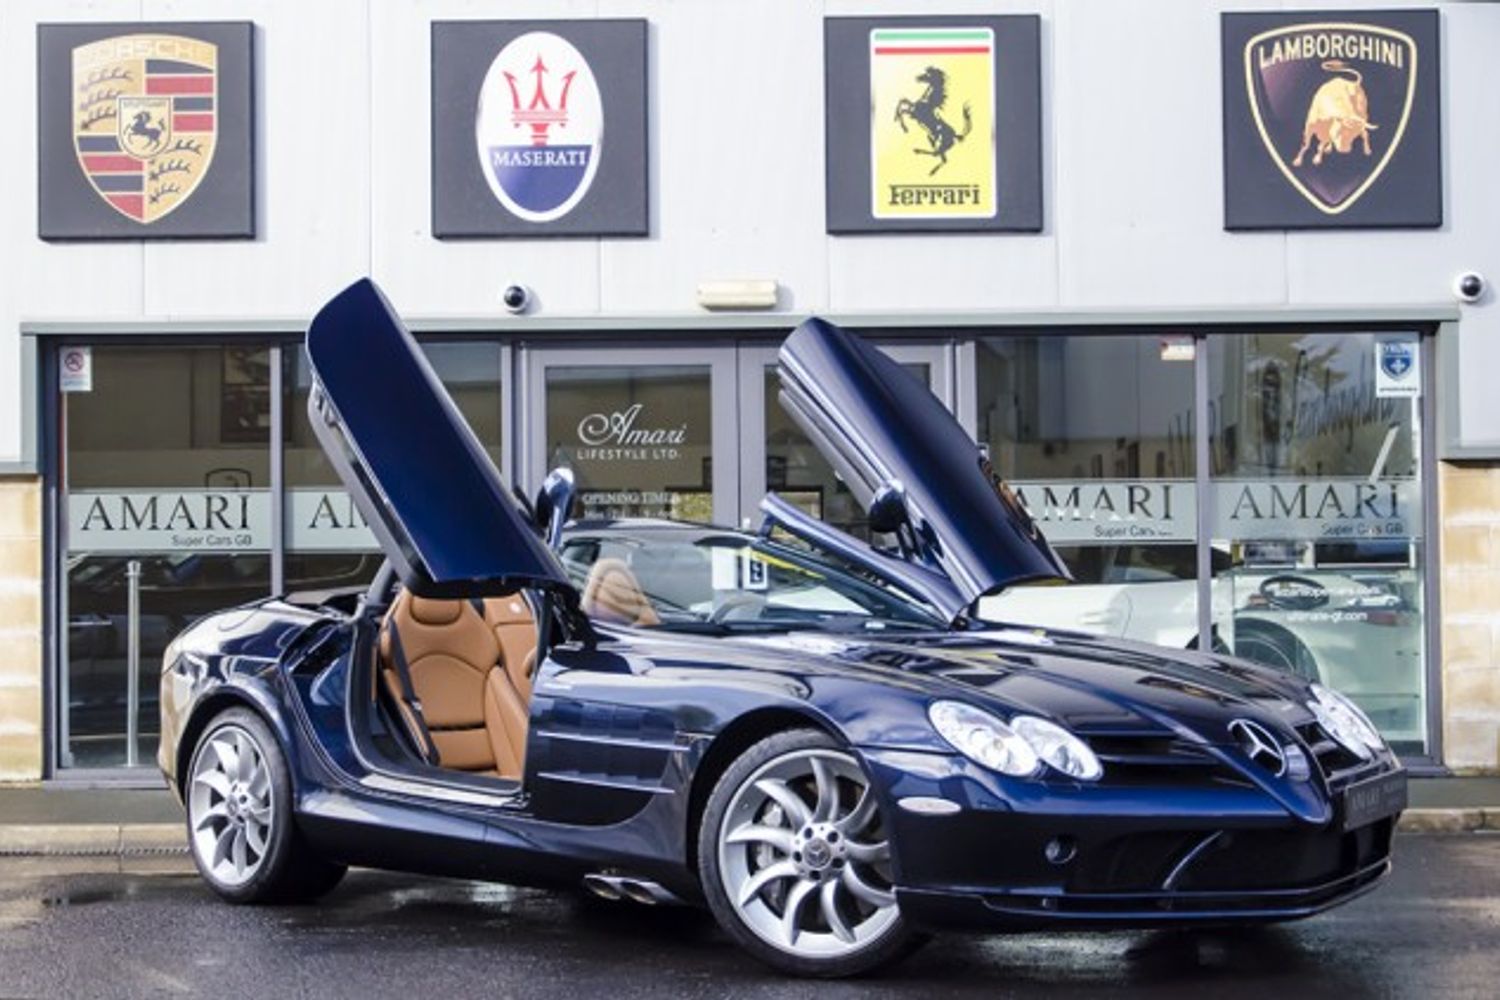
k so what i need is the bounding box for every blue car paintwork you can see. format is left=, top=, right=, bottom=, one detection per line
left=778, top=317, right=1071, bottom=600
left=305, top=279, right=569, bottom=598
left=161, top=590, right=1400, bottom=920
left=159, top=280, right=1403, bottom=931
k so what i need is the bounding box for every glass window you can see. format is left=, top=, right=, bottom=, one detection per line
left=545, top=365, right=712, bottom=521
left=1208, top=332, right=1426, bottom=753
left=282, top=342, right=503, bottom=595
left=64, top=345, right=272, bottom=768
left=976, top=335, right=1200, bottom=648
left=558, top=531, right=945, bottom=632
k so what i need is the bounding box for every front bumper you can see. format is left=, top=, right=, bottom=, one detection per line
left=862, top=747, right=1399, bottom=932
left=897, top=853, right=1391, bottom=932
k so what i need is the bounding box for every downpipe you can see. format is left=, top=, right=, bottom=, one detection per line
left=582, top=873, right=686, bottom=906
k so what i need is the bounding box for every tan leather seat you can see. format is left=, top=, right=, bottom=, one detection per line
left=580, top=557, right=661, bottom=627
left=484, top=595, right=539, bottom=703
left=379, top=591, right=527, bottom=780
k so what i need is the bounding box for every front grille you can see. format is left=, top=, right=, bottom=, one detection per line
left=1082, top=730, right=1250, bottom=788
left=1067, top=817, right=1395, bottom=895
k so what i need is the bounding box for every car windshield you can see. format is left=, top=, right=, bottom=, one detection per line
left=559, top=529, right=947, bottom=634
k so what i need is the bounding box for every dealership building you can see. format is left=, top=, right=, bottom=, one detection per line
left=1, top=0, right=1497, bottom=783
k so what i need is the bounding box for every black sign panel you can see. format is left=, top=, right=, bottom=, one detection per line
left=38, top=22, right=255, bottom=240
left=432, top=20, right=648, bottom=238
left=1222, top=10, right=1441, bottom=229
left=825, top=16, right=1042, bottom=234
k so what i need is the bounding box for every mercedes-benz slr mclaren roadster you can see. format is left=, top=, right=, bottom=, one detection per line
left=160, top=279, right=1406, bottom=977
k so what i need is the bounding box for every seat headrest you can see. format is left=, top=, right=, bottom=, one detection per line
left=580, top=558, right=660, bottom=627
left=405, top=594, right=465, bottom=626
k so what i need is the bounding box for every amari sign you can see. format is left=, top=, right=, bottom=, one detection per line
left=1221, top=10, right=1441, bottom=228
left=1011, top=478, right=1421, bottom=545
left=68, top=490, right=270, bottom=553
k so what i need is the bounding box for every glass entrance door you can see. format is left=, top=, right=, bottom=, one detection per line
left=524, top=346, right=739, bottom=523
left=61, top=345, right=273, bottom=770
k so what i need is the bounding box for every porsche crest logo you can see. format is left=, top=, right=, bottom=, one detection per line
left=1244, top=23, right=1417, bottom=215
left=72, top=34, right=218, bottom=224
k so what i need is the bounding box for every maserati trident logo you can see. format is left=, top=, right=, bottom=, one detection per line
left=1229, top=719, right=1288, bottom=777
left=1243, top=22, right=1417, bottom=214
left=475, top=31, right=603, bottom=223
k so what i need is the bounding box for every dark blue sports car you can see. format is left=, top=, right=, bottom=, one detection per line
left=159, top=279, right=1406, bottom=977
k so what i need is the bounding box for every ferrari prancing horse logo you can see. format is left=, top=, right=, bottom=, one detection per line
left=1243, top=23, right=1417, bottom=215
left=72, top=34, right=219, bottom=224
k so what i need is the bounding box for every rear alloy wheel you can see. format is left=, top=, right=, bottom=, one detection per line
left=699, top=729, right=924, bottom=977
left=186, top=707, right=345, bottom=904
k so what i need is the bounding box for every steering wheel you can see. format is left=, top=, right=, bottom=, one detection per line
left=709, top=593, right=766, bottom=623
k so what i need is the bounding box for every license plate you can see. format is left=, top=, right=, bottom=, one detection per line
left=1340, top=769, right=1408, bottom=832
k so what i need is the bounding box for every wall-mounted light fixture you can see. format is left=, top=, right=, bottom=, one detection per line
left=696, top=279, right=779, bottom=311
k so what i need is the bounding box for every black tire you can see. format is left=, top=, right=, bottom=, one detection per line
left=697, top=728, right=927, bottom=977
left=185, top=707, right=346, bottom=904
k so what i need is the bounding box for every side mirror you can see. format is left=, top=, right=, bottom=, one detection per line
left=868, top=480, right=909, bottom=535
left=534, top=467, right=576, bottom=550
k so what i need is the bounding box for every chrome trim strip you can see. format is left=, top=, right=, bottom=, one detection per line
left=359, top=771, right=518, bottom=809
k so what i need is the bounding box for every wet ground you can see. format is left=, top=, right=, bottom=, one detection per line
left=0, top=835, right=1496, bottom=999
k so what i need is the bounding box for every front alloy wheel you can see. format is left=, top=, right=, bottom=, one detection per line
left=189, top=722, right=274, bottom=887
left=700, top=729, right=923, bottom=976
left=185, top=707, right=345, bottom=904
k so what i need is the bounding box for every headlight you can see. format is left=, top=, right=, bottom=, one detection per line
left=928, top=702, right=1039, bottom=777
left=1307, top=683, right=1384, bottom=758
left=1011, top=716, right=1104, bottom=781
left=928, top=701, right=1102, bottom=781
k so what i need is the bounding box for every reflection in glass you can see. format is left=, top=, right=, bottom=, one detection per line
left=64, top=346, right=272, bottom=768
left=976, top=336, right=1200, bottom=650
left=1209, top=332, right=1426, bottom=753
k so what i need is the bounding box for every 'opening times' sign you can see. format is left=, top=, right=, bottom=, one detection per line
left=67, top=480, right=1422, bottom=555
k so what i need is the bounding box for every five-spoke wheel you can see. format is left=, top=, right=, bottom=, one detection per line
left=700, top=728, right=923, bottom=976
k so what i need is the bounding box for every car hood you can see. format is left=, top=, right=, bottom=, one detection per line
left=305, top=279, right=571, bottom=598
left=776, top=318, right=1070, bottom=606
left=762, top=626, right=1319, bottom=742
left=758, top=625, right=1343, bottom=822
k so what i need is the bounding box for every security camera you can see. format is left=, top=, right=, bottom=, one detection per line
left=501, top=284, right=532, bottom=314
left=1453, top=272, right=1486, bottom=304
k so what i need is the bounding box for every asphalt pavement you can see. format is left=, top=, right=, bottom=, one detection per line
left=0, top=835, right=1496, bottom=999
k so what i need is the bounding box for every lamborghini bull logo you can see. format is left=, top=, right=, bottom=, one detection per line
left=894, top=66, right=972, bottom=176
left=1245, top=23, right=1417, bottom=214
left=1291, top=61, right=1377, bottom=167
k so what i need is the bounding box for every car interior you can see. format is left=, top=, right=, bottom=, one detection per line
left=365, top=557, right=661, bottom=784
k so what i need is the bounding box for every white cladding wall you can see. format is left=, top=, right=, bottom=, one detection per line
left=2, top=0, right=1498, bottom=463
